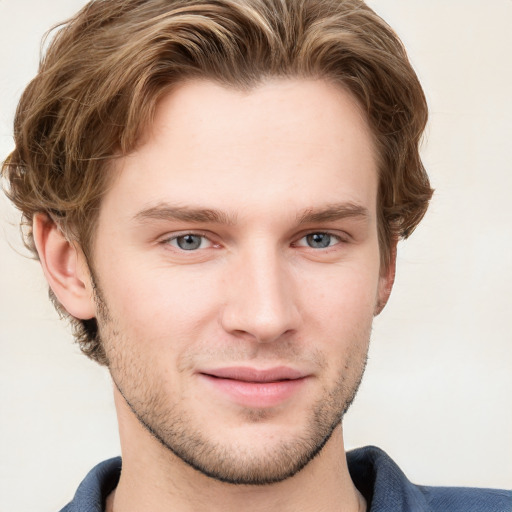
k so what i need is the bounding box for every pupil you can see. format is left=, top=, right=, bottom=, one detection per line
left=307, top=233, right=330, bottom=248
left=177, top=235, right=201, bottom=250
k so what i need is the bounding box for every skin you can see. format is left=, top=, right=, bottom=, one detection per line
left=34, top=78, right=395, bottom=512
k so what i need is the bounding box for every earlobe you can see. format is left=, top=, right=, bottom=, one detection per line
left=374, top=242, right=397, bottom=316
left=32, top=213, right=95, bottom=320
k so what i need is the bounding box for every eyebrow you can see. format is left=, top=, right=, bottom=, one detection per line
left=297, top=203, right=370, bottom=224
left=133, top=201, right=369, bottom=226
left=133, top=204, right=237, bottom=225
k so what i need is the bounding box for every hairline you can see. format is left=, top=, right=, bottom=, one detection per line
left=76, top=74, right=391, bottom=273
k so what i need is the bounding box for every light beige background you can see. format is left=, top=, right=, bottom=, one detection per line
left=1, top=1, right=511, bottom=510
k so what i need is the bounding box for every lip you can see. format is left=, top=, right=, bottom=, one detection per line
left=202, top=366, right=307, bottom=382
left=198, top=366, right=309, bottom=408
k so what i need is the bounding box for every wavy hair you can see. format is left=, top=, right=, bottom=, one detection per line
left=2, top=0, right=432, bottom=364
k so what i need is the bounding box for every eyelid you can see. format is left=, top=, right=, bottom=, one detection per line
left=157, top=229, right=350, bottom=250
left=293, top=230, right=350, bottom=247
left=160, top=230, right=217, bottom=248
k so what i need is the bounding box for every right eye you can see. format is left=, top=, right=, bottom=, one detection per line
left=165, top=233, right=213, bottom=251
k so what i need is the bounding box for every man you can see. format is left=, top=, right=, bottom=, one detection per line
left=1, top=0, right=510, bottom=511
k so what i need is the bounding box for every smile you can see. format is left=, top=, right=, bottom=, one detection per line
left=198, top=366, right=309, bottom=408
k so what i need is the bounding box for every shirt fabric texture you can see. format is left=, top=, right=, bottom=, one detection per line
left=59, top=445, right=512, bottom=512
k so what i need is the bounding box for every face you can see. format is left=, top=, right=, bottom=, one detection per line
left=88, top=79, right=392, bottom=484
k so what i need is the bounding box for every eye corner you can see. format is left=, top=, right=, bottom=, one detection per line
left=294, top=231, right=348, bottom=250
left=160, top=231, right=217, bottom=252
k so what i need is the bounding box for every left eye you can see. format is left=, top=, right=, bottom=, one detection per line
left=167, top=234, right=211, bottom=251
left=297, top=232, right=340, bottom=249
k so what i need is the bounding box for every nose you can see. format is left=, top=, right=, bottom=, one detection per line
left=220, top=245, right=300, bottom=343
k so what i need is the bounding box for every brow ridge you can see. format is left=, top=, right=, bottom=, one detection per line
left=297, top=202, right=370, bottom=224
left=134, top=204, right=237, bottom=225
left=134, top=201, right=369, bottom=226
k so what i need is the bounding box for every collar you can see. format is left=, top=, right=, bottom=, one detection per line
left=347, top=446, right=430, bottom=511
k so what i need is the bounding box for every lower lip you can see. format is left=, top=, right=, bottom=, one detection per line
left=199, top=374, right=307, bottom=408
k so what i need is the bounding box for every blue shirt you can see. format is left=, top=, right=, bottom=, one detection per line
left=60, top=446, right=512, bottom=511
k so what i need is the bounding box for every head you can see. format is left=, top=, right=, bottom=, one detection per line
left=2, top=0, right=431, bottom=364
left=2, top=0, right=432, bottom=485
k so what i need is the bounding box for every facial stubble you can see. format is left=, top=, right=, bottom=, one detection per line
left=93, top=280, right=370, bottom=486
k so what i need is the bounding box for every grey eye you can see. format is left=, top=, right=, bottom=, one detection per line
left=306, top=233, right=332, bottom=248
left=176, top=234, right=203, bottom=250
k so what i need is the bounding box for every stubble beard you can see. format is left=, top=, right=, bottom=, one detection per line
left=95, top=286, right=370, bottom=486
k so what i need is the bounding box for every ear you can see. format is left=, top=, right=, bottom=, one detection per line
left=374, top=240, right=397, bottom=316
left=33, top=213, right=95, bottom=320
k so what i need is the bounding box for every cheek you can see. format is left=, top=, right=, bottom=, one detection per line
left=294, top=262, right=380, bottom=375
left=95, top=237, right=381, bottom=356
left=298, top=260, right=381, bottom=324
left=97, top=253, right=222, bottom=346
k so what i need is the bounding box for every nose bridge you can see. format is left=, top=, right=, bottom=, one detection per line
left=221, top=241, right=299, bottom=343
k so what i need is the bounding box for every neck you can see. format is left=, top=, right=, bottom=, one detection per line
left=108, top=391, right=365, bottom=512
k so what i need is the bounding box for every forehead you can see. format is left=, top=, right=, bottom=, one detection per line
left=103, top=78, right=378, bottom=224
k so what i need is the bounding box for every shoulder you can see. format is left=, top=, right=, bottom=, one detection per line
left=347, top=446, right=511, bottom=512
left=417, top=485, right=512, bottom=512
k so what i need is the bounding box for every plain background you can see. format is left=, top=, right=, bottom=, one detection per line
left=1, top=1, right=511, bottom=510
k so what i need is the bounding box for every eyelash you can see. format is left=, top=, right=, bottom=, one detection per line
left=294, top=232, right=345, bottom=249
left=162, top=231, right=216, bottom=251
left=161, top=231, right=347, bottom=251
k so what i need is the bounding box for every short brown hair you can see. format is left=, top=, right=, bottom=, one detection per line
left=2, top=0, right=433, bottom=364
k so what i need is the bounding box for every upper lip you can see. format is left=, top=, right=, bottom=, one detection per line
left=200, top=366, right=307, bottom=383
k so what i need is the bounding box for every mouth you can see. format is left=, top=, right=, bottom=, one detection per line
left=198, top=366, right=309, bottom=408
left=201, top=366, right=307, bottom=383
